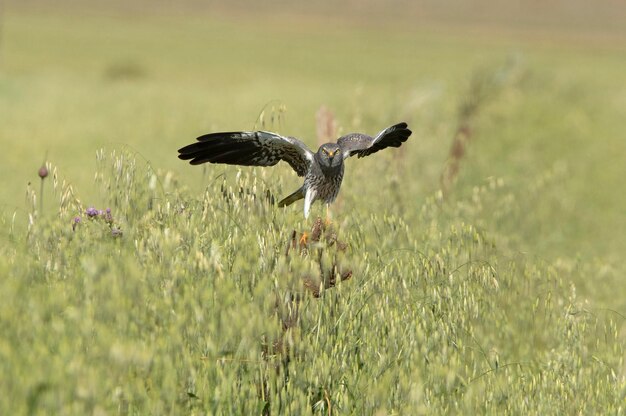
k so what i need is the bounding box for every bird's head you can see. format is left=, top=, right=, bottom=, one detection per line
left=316, top=143, right=342, bottom=169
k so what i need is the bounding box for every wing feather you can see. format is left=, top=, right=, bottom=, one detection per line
left=178, top=131, right=314, bottom=176
left=337, top=122, right=412, bottom=159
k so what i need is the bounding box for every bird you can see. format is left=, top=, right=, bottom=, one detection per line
left=178, top=122, right=412, bottom=219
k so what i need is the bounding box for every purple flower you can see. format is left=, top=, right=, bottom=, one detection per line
left=72, top=216, right=81, bottom=231
left=86, top=207, right=99, bottom=217
left=38, top=165, right=49, bottom=179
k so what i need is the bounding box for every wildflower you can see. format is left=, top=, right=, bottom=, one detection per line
left=72, top=216, right=81, bottom=231
left=104, top=208, right=113, bottom=223
left=38, top=165, right=49, bottom=179
left=86, top=207, right=99, bottom=217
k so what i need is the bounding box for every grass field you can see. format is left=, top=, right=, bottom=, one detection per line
left=1, top=4, right=625, bottom=414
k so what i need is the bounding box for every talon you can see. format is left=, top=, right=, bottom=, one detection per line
left=299, top=232, right=309, bottom=247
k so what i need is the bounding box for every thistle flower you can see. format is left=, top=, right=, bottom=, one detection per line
left=81, top=206, right=118, bottom=236
left=104, top=208, right=113, bottom=223
left=38, top=165, right=49, bottom=179
left=72, top=216, right=81, bottom=231
left=86, top=207, right=99, bottom=217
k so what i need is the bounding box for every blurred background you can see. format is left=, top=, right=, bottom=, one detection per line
left=1, top=1, right=625, bottom=302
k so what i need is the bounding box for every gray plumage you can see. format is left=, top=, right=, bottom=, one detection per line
left=178, top=122, right=412, bottom=218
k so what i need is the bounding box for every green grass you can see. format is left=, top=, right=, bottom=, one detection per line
left=1, top=8, right=625, bottom=415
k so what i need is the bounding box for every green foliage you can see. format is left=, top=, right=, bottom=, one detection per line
left=0, top=149, right=623, bottom=415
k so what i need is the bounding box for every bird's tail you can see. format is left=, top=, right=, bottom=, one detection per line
left=278, top=187, right=305, bottom=207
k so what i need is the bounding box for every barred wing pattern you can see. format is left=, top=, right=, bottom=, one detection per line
left=337, top=122, right=412, bottom=159
left=178, top=131, right=314, bottom=176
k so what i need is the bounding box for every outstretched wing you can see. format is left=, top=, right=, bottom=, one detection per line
left=178, top=131, right=314, bottom=176
left=337, top=122, right=412, bottom=159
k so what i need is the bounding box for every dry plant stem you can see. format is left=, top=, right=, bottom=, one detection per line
left=441, top=123, right=472, bottom=195
left=315, top=105, right=338, bottom=147
left=262, top=217, right=352, bottom=413
left=268, top=218, right=352, bottom=354
left=289, top=217, right=352, bottom=297
left=441, top=60, right=525, bottom=197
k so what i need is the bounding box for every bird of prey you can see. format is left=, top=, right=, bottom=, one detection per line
left=178, top=122, right=412, bottom=218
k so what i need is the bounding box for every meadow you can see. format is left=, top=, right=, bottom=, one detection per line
left=0, top=5, right=625, bottom=414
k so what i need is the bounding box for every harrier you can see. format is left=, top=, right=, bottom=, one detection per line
left=178, top=122, right=412, bottom=218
